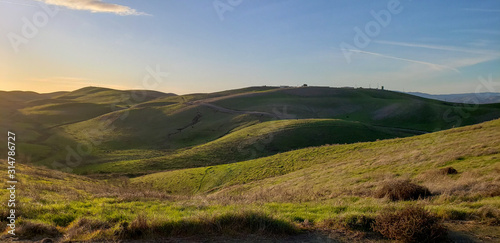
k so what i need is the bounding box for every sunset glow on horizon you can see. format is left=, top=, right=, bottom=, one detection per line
left=1, top=0, right=500, bottom=95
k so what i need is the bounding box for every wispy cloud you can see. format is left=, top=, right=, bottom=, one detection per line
left=34, top=0, right=149, bottom=16
left=373, top=40, right=500, bottom=56
left=346, top=49, right=461, bottom=73
left=446, top=56, right=499, bottom=69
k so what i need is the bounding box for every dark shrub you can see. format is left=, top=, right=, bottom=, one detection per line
left=209, top=211, right=298, bottom=235
left=439, top=167, right=458, bottom=175
left=374, top=180, right=431, bottom=201
left=116, top=211, right=298, bottom=239
left=17, top=221, right=61, bottom=239
left=373, top=206, right=447, bottom=243
left=125, top=214, right=149, bottom=238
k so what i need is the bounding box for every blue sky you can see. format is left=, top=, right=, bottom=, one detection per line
left=1, top=0, right=499, bottom=94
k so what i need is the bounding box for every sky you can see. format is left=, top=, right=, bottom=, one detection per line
left=1, top=0, right=499, bottom=95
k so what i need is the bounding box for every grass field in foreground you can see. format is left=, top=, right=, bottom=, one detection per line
left=1, top=119, right=498, bottom=242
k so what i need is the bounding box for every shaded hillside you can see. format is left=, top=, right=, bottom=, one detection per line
left=209, top=87, right=500, bottom=131
left=61, top=87, right=500, bottom=154
left=2, top=86, right=500, bottom=172
left=74, top=119, right=417, bottom=174
left=0, top=87, right=175, bottom=165
left=54, top=86, right=175, bottom=106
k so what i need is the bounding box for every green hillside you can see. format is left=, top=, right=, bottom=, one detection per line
left=0, top=87, right=175, bottom=166
left=135, top=86, right=280, bottom=108
left=54, top=86, right=175, bottom=106
left=62, top=87, right=500, bottom=154
left=209, top=87, right=500, bottom=131
left=2, top=119, right=498, bottom=242
left=131, top=118, right=500, bottom=196
left=19, top=102, right=116, bottom=128
left=74, top=119, right=417, bottom=174
left=3, top=86, right=500, bottom=174
left=55, top=86, right=500, bottom=173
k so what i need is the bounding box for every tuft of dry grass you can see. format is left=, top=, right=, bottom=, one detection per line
left=476, top=206, right=500, bottom=225
left=418, top=168, right=500, bottom=200
left=373, top=206, right=447, bottom=243
left=64, top=218, right=111, bottom=241
left=374, top=180, right=431, bottom=201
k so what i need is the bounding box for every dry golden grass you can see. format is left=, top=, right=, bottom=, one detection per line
left=373, top=180, right=431, bottom=201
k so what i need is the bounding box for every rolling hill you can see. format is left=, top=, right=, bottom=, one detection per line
left=2, top=86, right=500, bottom=174
left=73, top=119, right=418, bottom=175
left=59, top=86, right=500, bottom=173
left=130, top=118, right=500, bottom=196
left=1, top=118, right=498, bottom=242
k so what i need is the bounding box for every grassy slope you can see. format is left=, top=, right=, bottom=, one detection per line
left=13, top=86, right=175, bottom=128
left=61, top=87, right=500, bottom=172
left=3, top=86, right=500, bottom=172
left=211, top=87, right=500, bottom=131
left=131, top=118, right=500, bottom=196
left=135, top=86, right=280, bottom=108
left=54, top=86, right=174, bottom=105
left=0, top=87, right=175, bottom=166
left=74, top=119, right=416, bottom=174
left=62, top=86, right=284, bottom=152
left=71, top=87, right=500, bottom=150
left=1, top=120, right=499, bottom=242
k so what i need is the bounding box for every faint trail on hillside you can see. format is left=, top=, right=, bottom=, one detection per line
left=168, top=112, right=203, bottom=137
left=195, top=102, right=282, bottom=118
left=371, top=125, right=429, bottom=135
left=197, top=167, right=212, bottom=193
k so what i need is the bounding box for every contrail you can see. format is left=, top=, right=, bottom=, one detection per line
left=374, top=40, right=500, bottom=57
left=347, top=49, right=461, bottom=73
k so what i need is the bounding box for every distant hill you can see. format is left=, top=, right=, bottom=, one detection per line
left=2, top=86, right=500, bottom=173
left=408, top=92, right=500, bottom=104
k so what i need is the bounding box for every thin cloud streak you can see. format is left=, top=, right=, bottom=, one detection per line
left=374, top=40, right=500, bottom=56
left=347, top=49, right=461, bottom=73
left=34, top=0, right=149, bottom=16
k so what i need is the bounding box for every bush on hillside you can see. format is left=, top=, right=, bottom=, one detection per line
left=374, top=180, right=431, bottom=201
left=373, top=206, right=447, bottom=243
left=439, top=167, right=458, bottom=175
